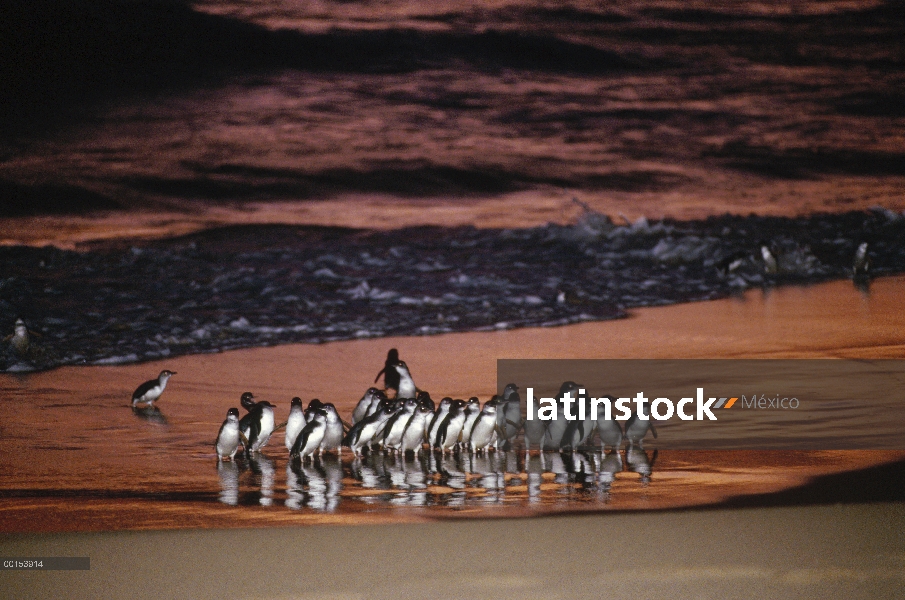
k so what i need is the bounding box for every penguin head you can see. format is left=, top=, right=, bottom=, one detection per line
left=159, top=370, right=176, bottom=381
left=226, top=407, right=240, bottom=421
left=13, top=319, right=27, bottom=335
left=290, top=397, right=303, bottom=410
left=504, top=383, right=519, bottom=395
left=240, top=392, right=257, bottom=410
left=467, top=397, right=480, bottom=407
left=305, top=398, right=324, bottom=417
left=386, top=349, right=399, bottom=362
left=557, top=381, right=580, bottom=397
left=417, top=391, right=434, bottom=411
left=403, top=397, right=419, bottom=410
left=393, top=361, right=410, bottom=376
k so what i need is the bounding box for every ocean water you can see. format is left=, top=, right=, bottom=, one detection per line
left=1, top=1, right=904, bottom=369
left=2, top=1, right=903, bottom=212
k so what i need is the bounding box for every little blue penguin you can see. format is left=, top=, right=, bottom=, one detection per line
left=239, top=399, right=276, bottom=453
left=319, top=403, right=344, bottom=456
left=131, top=370, right=176, bottom=407
left=374, top=348, right=401, bottom=391
left=393, top=361, right=417, bottom=399
left=215, top=407, right=241, bottom=461
left=469, top=402, right=498, bottom=454
left=291, top=409, right=327, bottom=461
left=285, top=397, right=307, bottom=451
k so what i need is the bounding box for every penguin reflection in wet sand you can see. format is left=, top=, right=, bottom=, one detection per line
left=374, top=349, right=401, bottom=391
left=131, top=370, right=176, bottom=407
left=215, top=408, right=241, bottom=461
left=239, top=396, right=276, bottom=453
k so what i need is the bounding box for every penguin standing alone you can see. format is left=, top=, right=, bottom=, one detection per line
left=131, top=370, right=176, bottom=407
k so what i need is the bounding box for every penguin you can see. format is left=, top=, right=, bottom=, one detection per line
left=624, top=400, right=657, bottom=449
left=382, top=397, right=419, bottom=452
left=434, top=401, right=466, bottom=454
left=497, top=384, right=523, bottom=450
left=393, top=361, right=417, bottom=399
left=546, top=381, right=580, bottom=450
left=596, top=395, right=623, bottom=450
left=523, top=407, right=547, bottom=455
left=399, top=400, right=433, bottom=455
left=853, top=241, right=870, bottom=278
left=343, top=403, right=395, bottom=456
left=460, top=397, right=482, bottom=448
left=290, top=409, right=327, bottom=461
left=131, top=370, right=176, bottom=407
left=374, top=348, right=401, bottom=391
left=5, top=318, right=37, bottom=355
left=416, top=390, right=435, bottom=412
left=239, top=391, right=257, bottom=412
left=215, top=407, right=241, bottom=461
left=427, top=397, right=453, bottom=446
left=716, top=251, right=747, bottom=277
left=319, top=403, right=344, bottom=456
left=761, top=245, right=778, bottom=274
left=559, top=388, right=596, bottom=452
left=305, top=398, right=325, bottom=419
left=239, top=400, right=276, bottom=453
left=469, top=403, right=498, bottom=454
left=285, top=397, right=307, bottom=452
left=352, top=388, right=382, bottom=424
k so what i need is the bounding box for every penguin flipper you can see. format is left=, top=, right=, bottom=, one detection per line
left=374, top=367, right=386, bottom=384
left=239, top=432, right=250, bottom=447
left=274, top=420, right=288, bottom=431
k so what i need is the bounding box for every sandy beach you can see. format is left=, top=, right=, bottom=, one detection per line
left=2, top=275, right=904, bottom=536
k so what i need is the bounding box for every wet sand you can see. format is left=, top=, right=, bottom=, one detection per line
left=1, top=276, right=904, bottom=535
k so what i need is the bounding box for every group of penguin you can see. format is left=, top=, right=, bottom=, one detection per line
left=204, top=349, right=657, bottom=462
